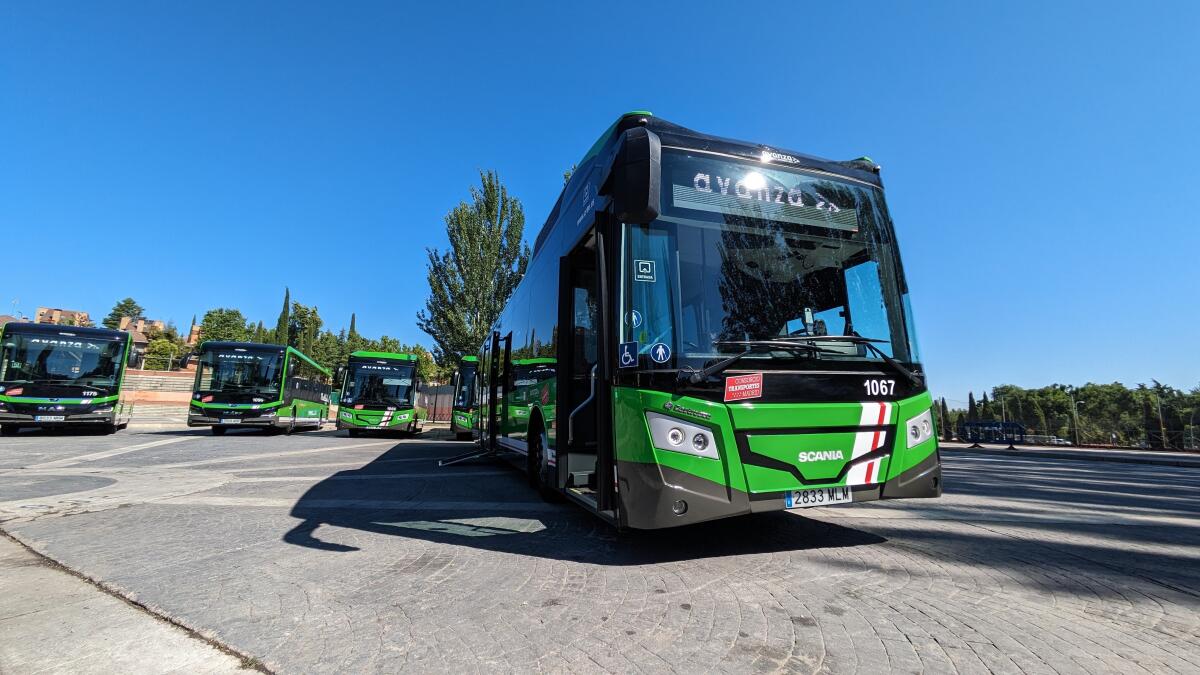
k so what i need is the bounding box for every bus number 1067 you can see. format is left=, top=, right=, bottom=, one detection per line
left=863, top=379, right=896, bottom=397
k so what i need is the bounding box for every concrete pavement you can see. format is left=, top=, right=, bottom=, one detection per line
left=0, top=428, right=1198, bottom=673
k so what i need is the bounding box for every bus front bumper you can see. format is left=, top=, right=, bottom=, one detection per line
left=0, top=411, right=117, bottom=428
left=187, top=411, right=282, bottom=428
left=616, top=449, right=941, bottom=530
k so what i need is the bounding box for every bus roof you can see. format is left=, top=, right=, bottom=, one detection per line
left=534, top=112, right=883, bottom=257
left=1, top=322, right=128, bottom=342
left=348, top=350, right=418, bottom=362
left=196, top=341, right=331, bottom=375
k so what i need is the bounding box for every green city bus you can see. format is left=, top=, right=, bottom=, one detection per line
left=0, top=322, right=134, bottom=435
left=335, top=351, right=424, bottom=437
left=450, top=355, right=478, bottom=440
left=188, top=341, right=331, bottom=435
left=475, top=112, right=941, bottom=528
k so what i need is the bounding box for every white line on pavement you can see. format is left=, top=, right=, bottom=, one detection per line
left=152, top=440, right=399, bottom=469
left=23, top=436, right=202, bottom=470
left=231, top=470, right=511, bottom=483
left=160, top=496, right=557, bottom=511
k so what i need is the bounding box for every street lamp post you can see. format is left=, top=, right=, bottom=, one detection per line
left=1071, top=397, right=1085, bottom=447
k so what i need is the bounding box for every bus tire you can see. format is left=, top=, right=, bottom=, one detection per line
left=528, top=426, right=562, bottom=503
left=456, top=432, right=472, bottom=441
left=348, top=428, right=360, bottom=438
left=0, top=425, right=17, bottom=436
left=211, top=426, right=227, bottom=436
left=103, top=423, right=118, bottom=435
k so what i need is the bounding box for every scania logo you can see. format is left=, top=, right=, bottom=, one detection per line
left=798, top=450, right=845, bottom=462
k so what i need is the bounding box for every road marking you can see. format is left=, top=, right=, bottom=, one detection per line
left=152, top=440, right=398, bottom=469
left=161, top=496, right=558, bottom=511
left=23, top=436, right=201, bottom=470
left=232, top=470, right=511, bottom=483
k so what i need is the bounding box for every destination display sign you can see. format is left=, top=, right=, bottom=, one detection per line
left=668, top=155, right=860, bottom=232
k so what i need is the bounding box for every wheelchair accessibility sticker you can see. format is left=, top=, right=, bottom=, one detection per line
left=619, top=341, right=638, bottom=369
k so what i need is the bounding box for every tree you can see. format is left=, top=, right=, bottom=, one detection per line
left=563, top=164, right=577, bottom=185
left=348, top=313, right=358, bottom=340
left=253, top=321, right=266, bottom=343
left=273, top=288, right=290, bottom=345
left=979, top=392, right=994, bottom=421
left=967, top=392, right=978, bottom=422
left=103, top=298, right=144, bottom=329
left=288, top=302, right=322, bottom=353
left=199, top=308, right=249, bottom=343
left=417, top=170, right=530, bottom=362
left=940, top=398, right=953, bottom=441
left=143, top=338, right=180, bottom=371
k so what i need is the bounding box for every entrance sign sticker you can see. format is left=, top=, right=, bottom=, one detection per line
left=649, top=342, right=672, bottom=364
left=634, top=260, right=656, bottom=282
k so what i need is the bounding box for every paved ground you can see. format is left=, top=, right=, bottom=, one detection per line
left=0, top=534, right=248, bottom=674
left=0, top=428, right=1197, bottom=674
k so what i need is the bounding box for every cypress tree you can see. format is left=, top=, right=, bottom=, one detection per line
left=348, top=313, right=358, bottom=339
left=940, top=398, right=952, bottom=441
left=968, top=392, right=978, bottom=422
left=273, top=288, right=290, bottom=345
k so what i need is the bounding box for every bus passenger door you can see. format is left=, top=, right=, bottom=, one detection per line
left=556, top=228, right=614, bottom=513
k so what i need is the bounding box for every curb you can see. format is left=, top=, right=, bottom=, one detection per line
left=946, top=446, right=1200, bottom=468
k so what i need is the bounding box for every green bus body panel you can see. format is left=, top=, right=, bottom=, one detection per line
left=611, top=386, right=937, bottom=495
left=0, top=394, right=119, bottom=405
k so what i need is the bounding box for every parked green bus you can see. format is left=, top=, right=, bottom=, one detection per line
left=475, top=112, right=941, bottom=528
left=335, top=351, right=423, bottom=437
left=188, top=341, right=331, bottom=435
left=451, top=355, right=478, bottom=440
left=0, top=322, right=134, bottom=435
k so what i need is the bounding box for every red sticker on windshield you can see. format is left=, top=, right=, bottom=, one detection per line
left=724, top=373, right=763, bottom=402
left=7, top=388, right=23, bottom=396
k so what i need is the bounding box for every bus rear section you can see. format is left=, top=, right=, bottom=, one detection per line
left=335, top=351, right=423, bottom=437
left=0, top=322, right=134, bottom=434
left=451, top=356, right=478, bottom=440
left=189, top=342, right=330, bottom=435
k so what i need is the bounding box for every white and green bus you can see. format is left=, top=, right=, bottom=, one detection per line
left=188, top=341, right=331, bottom=435
left=0, top=322, right=134, bottom=434
left=473, top=112, right=941, bottom=528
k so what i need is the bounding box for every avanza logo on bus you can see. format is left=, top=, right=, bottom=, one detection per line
left=690, top=173, right=841, bottom=212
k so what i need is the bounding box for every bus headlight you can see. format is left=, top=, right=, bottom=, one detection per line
left=906, top=409, right=934, bottom=448
left=646, top=412, right=719, bottom=459
left=93, top=407, right=114, bottom=414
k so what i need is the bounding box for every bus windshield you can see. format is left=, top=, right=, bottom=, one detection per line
left=619, top=149, right=921, bottom=371
left=0, top=332, right=125, bottom=389
left=196, top=347, right=284, bottom=394
left=454, top=364, right=476, bottom=409
left=343, top=362, right=415, bottom=408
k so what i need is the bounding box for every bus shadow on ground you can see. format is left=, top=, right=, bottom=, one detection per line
left=282, top=444, right=887, bottom=565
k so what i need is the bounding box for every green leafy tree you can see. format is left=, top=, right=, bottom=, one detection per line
left=287, top=302, right=322, bottom=354
left=273, top=288, right=290, bottom=345
left=417, top=170, right=530, bottom=362
left=967, top=392, right=978, bottom=422
left=143, top=338, right=180, bottom=371
left=198, top=308, right=250, bottom=344
left=103, top=298, right=144, bottom=329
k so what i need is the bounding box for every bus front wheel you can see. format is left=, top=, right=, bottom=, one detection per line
left=527, top=426, right=562, bottom=503
left=0, top=425, right=17, bottom=437
left=211, top=426, right=227, bottom=436
left=348, top=428, right=360, bottom=438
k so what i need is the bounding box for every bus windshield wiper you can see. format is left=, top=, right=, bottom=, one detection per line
left=774, top=335, right=924, bottom=388
left=682, top=340, right=841, bottom=385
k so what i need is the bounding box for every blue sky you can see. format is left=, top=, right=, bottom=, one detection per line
left=2, top=1, right=1197, bottom=403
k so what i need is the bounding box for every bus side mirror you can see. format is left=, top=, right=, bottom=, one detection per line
left=607, top=127, right=661, bottom=224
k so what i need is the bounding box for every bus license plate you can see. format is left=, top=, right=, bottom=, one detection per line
left=785, top=486, right=853, bottom=509
left=221, top=418, right=242, bottom=424
left=35, top=415, right=66, bottom=422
